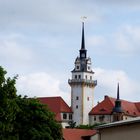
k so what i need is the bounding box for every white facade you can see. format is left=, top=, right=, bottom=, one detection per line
left=70, top=75, right=95, bottom=125
left=89, top=114, right=136, bottom=125
left=89, top=115, right=113, bottom=125
left=60, top=112, right=73, bottom=128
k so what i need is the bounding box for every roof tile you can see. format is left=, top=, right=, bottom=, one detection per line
left=89, top=96, right=140, bottom=116
left=63, top=128, right=96, bottom=140
left=37, top=96, right=72, bottom=121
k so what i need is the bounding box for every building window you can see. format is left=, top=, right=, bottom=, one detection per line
left=94, top=116, right=96, bottom=121
left=63, top=113, right=67, bottom=119
left=90, top=76, right=92, bottom=80
left=69, top=114, right=72, bottom=120
left=99, top=115, right=104, bottom=122
left=88, top=66, right=90, bottom=70
left=78, top=75, right=81, bottom=79
left=76, top=96, right=79, bottom=100
left=75, top=75, right=77, bottom=79
left=76, top=105, right=78, bottom=109
left=85, top=75, right=87, bottom=79
left=87, top=97, right=89, bottom=101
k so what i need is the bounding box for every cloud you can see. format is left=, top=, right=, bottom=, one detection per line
left=115, top=25, right=140, bottom=55
left=16, top=72, right=71, bottom=105
left=0, top=0, right=102, bottom=31
left=16, top=68, right=140, bottom=107
left=96, top=0, right=140, bottom=5
left=94, top=67, right=140, bottom=103
left=0, top=34, right=33, bottom=67
left=87, top=35, right=106, bottom=47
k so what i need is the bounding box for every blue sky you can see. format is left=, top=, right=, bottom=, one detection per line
left=1, top=0, right=140, bottom=105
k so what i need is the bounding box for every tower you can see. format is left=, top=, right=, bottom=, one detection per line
left=68, top=22, right=97, bottom=125
left=112, top=83, right=124, bottom=122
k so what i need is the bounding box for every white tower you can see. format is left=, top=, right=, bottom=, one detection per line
left=68, top=22, right=97, bottom=125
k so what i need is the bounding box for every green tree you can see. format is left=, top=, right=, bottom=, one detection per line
left=76, top=123, right=106, bottom=130
left=0, top=66, right=62, bottom=140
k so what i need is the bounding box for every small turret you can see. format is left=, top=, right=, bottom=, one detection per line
left=112, top=83, right=124, bottom=122
left=113, top=83, right=123, bottom=113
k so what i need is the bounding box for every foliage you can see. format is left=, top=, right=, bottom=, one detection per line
left=76, top=123, right=106, bottom=130
left=67, top=121, right=76, bottom=128
left=0, top=66, right=62, bottom=140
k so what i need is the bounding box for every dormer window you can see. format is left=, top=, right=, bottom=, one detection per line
left=69, top=114, right=72, bottom=120
left=88, top=66, right=90, bottom=70
left=63, top=113, right=67, bottom=119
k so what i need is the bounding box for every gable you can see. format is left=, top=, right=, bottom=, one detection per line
left=89, top=96, right=140, bottom=116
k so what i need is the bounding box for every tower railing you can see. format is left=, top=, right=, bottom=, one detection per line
left=68, top=79, right=97, bottom=86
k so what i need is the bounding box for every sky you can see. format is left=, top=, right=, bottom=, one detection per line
left=1, top=0, right=140, bottom=105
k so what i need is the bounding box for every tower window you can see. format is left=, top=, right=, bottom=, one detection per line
left=76, top=96, right=79, bottom=100
left=88, top=66, right=90, bottom=70
left=63, top=113, right=67, bottom=119
left=76, top=66, right=79, bottom=70
left=75, top=75, right=77, bottom=79
left=78, top=75, right=81, bottom=79
left=76, top=105, right=78, bottom=109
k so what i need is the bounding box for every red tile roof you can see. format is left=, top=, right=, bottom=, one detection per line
left=89, top=96, right=140, bottom=116
left=37, top=96, right=72, bottom=121
left=62, top=128, right=96, bottom=140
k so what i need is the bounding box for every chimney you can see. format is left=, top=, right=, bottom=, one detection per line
left=104, top=95, right=108, bottom=99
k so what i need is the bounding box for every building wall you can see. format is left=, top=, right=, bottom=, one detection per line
left=89, top=114, right=136, bottom=125
left=89, top=115, right=113, bottom=125
left=61, top=122, right=70, bottom=128
left=91, top=134, right=99, bottom=140
left=83, top=85, right=94, bottom=124
left=60, top=113, right=73, bottom=128
left=71, top=84, right=83, bottom=125
left=99, top=123, right=140, bottom=140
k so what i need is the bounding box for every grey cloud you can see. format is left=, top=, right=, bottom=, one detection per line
left=0, top=0, right=101, bottom=32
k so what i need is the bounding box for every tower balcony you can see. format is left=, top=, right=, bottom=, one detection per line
left=68, top=79, right=97, bottom=87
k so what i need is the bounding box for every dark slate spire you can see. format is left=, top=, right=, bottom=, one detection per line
left=113, top=83, right=124, bottom=113
left=117, top=83, right=120, bottom=100
left=79, top=22, right=87, bottom=59
left=81, top=22, right=85, bottom=50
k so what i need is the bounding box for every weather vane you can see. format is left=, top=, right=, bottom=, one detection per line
left=81, top=16, right=87, bottom=22
left=117, top=77, right=120, bottom=84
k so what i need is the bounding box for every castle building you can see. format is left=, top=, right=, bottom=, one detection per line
left=89, top=84, right=140, bottom=125
left=37, top=23, right=140, bottom=128
left=68, top=22, right=97, bottom=125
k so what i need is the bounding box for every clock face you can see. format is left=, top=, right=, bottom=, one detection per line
left=81, top=53, right=85, bottom=57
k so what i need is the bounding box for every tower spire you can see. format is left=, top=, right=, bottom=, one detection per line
left=79, top=22, right=87, bottom=59
left=112, top=83, right=124, bottom=122
left=117, top=83, right=120, bottom=100
left=113, top=83, right=123, bottom=113
left=81, top=22, right=85, bottom=50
